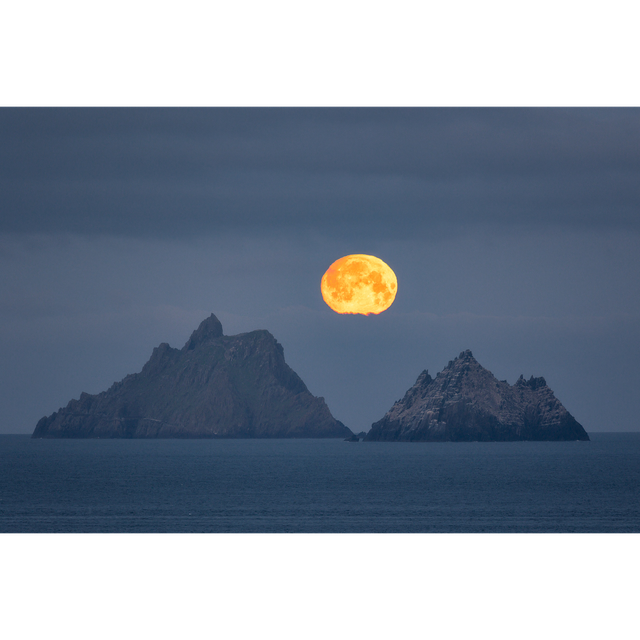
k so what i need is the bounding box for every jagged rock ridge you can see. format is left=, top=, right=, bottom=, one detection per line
left=365, top=350, right=589, bottom=442
left=33, top=314, right=352, bottom=439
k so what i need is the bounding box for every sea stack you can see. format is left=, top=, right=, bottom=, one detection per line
left=33, top=314, right=352, bottom=439
left=365, top=350, right=589, bottom=442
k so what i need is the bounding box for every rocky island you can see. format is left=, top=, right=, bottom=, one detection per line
left=33, top=314, right=352, bottom=439
left=365, top=350, right=589, bottom=442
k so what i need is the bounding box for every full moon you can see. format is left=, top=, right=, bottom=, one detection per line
left=321, top=254, right=398, bottom=315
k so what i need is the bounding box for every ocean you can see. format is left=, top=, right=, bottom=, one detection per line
left=1, top=432, right=639, bottom=533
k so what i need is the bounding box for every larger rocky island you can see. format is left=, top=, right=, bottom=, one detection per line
left=33, top=314, right=352, bottom=439
left=365, top=350, right=589, bottom=442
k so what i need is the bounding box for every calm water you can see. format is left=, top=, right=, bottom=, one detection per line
left=1, top=433, right=639, bottom=532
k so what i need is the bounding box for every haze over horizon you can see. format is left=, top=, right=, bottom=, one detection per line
left=2, top=108, right=640, bottom=434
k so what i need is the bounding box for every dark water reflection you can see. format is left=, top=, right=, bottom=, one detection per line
left=1, top=433, right=638, bottom=532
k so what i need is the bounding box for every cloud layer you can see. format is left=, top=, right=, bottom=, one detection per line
left=1, top=109, right=639, bottom=433
left=2, top=109, right=639, bottom=237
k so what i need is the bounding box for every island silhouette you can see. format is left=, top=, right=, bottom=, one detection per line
left=33, top=315, right=587, bottom=441
left=366, top=350, right=589, bottom=441
left=33, top=314, right=351, bottom=439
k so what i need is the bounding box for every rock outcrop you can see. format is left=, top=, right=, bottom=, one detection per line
left=365, top=350, right=589, bottom=442
left=33, top=314, right=352, bottom=439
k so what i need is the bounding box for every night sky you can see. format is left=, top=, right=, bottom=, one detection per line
left=2, top=108, right=640, bottom=434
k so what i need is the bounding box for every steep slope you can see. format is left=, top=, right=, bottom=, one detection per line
left=366, top=350, right=589, bottom=441
left=33, top=314, right=352, bottom=439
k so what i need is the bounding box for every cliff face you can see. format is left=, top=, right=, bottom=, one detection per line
left=33, top=314, right=352, bottom=439
left=365, top=350, right=589, bottom=442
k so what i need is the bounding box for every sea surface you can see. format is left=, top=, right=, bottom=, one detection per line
left=1, top=433, right=639, bottom=533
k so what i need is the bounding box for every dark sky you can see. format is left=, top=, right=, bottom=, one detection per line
left=2, top=108, right=639, bottom=434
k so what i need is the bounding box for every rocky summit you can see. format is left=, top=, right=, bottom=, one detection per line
left=365, top=350, right=589, bottom=442
left=33, top=314, right=352, bottom=439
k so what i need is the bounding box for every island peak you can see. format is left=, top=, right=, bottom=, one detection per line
left=183, top=313, right=224, bottom=350
left=366, top=352, right=588, bottom=442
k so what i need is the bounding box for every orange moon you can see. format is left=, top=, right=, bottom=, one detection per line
left=321, top=254, right=398, bottom=315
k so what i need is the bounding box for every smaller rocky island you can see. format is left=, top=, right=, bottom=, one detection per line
left=33, top=314, right=352, bottom=439
left=365, top=350, right=589, bottom=442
